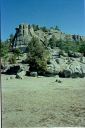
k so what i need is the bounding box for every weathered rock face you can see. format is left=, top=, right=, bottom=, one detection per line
left=46, top=49, right=68, bottom=76
left=13, top=24, right=32, bottom=49
left=10, top=23, right=85, bottom=78
left=13, top=24, right=45, bottom=50
left=59, top=61, right=85, bottom=78
left=46, top=48, right=85, bottom=78
left=12, top=23, right=85, bottom=51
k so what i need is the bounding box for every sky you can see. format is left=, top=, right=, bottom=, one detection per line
left=1, top=0, right=85, bottom=41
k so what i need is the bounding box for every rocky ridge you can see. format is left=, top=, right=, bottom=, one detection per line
left=12, top=23, right=85, bottom=50
left=2, top=23, right=85, bottom=78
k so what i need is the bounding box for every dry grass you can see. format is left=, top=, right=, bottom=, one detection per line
left=2, top=75, right=85, bottom=127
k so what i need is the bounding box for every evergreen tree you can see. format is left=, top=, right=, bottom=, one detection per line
left=27, top=37, right=49, bottom=74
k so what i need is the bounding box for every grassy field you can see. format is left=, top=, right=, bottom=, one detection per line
left=2, top=74, right=85, bottom=127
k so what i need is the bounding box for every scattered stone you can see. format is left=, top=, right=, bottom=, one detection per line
left=10, top=76, right=14, bottom=79
left=16, top=70, right=26, bottom=79
left=55, top=78, right=62, bottom=83
left=30, top=72, right=38, bottom=77
left=6, top=77, right=9, bottom=80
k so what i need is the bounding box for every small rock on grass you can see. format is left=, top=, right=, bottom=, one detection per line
left=10, top=76, right=15, bottom=79
left=55, top=78, right=62, bottom=83
left=6, top=77, right=9, bottom=80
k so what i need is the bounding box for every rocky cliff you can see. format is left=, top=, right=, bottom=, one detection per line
left=12, top=23, right=85, bottom=49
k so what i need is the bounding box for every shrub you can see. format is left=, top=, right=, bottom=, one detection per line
left=9, top=55, right=16, bottom=64
left=54, top=25, right=60, bottom=31
left=13, top=48, right=22, bottom=59
left=58, top=41, right=80, bottom=53
left=79, top=42, right=85, bottom=56
left=40, top=26, right=48, bottom=32
left=1, top=42, right=9, bottom=66
left=32, top=24, right=40, bottom=31
left=27, top=37, right=49, bottom=74
left=48, top=35, right=57, bottom=48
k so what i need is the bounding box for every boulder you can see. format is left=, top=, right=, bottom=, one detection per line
left=59, top=50, right=68, bottom=57
left=56, top=57, right=67, bottom=65
left=16, top=70, right=26, bottom=79
left=30, top=72, right=38, bottom=77
left=49, top=48, right=60, bottom=59
left=46, top=57, right=67, bottom=76
left=59, top=61, right=85, bottom=78
left=68, top=51, right=81, bottom=58
left=46, top=59, right=61, bottom=75
left=74, top=52, right=82, bottom=58
left=46, top=64, right=60, bottom=75
left=10, top=76, right=15, bottom=79
left=80, top=57, right=85, bottom=64
left=81, top=64, right=85, bottom=76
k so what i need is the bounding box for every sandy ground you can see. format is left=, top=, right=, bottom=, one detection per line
left=1, top=74, right=85, bottom=127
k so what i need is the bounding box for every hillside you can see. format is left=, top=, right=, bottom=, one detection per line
left=12, top=23, right=85, bottom=50
left=1, top=23, right=85, bottom=78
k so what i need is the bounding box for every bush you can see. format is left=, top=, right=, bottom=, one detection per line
left=9, top=55, right=16, bottom=64
left=79, top=42, right=85, bottom=56
left=48, top=35, right=57, bottom=48
left=40, top=26, right=48, bottom=32
left=1, top=42, right=9, bottom=66
left=27, top=37, right=49, bottom=74
left=32, top=24, right=40, bottom=31
left=58, top=41, right=80, bottom=53
left=13, top=48, right=22, bottom=59
left=1, top=42, right=9, bottom=57
left=54, top=25, right=60, bottom=31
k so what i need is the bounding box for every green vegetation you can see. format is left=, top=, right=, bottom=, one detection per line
left=59, top=41, right=79, bottom=52
left=61, top=41, right=85, bottom=54
left=1, top=42, right=9, bottom=66
left=48, top=35, right=85, bottom=54
left=40, top=26, right=49, bottom=32
left=9, top=34, right=14, bottom=48
left=79, top=43, right=85, bottom=56
left=1, top=24, right=85, bottom=71
left=27, top=37, right=49, bottom=74
left=54, top=25, right=60, bottom=31
left=13, top=48, right=22, bottom=59
left=48, top=35, right=57, bottom=48
left=9, top=55, right=16, bottom=64
left=1, top=43, right=8, bottom=57
left=32, top=24, right=40, bottom=31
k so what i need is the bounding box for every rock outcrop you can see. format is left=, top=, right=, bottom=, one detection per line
left=46, top=48, right=85, bottom=78
left=12, top=23, right=85, bottom=51
left=59, top=61, right=85, bottom=78
left=7, top=23, right=85, bottom=78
